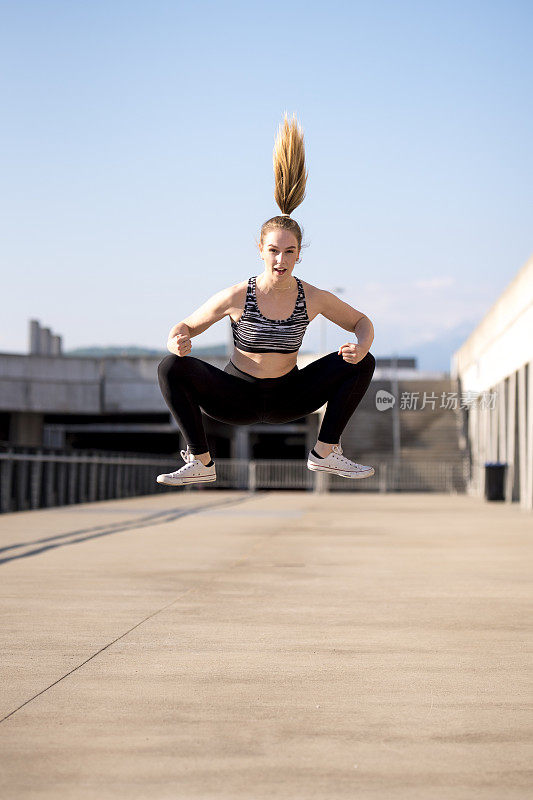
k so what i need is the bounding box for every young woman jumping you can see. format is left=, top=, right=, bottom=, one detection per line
left=157, top=114, right=376, bottom=486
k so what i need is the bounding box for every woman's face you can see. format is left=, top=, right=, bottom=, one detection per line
left=259, top=230, right=300, bottom=282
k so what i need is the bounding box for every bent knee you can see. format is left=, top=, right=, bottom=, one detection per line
left=355, top=351, right=376, bottom=379
left=157, top=353, right=183, bottom=384
left=362, top=351, right=376, bottom=372
left=335, top=350, right=376, bottom=374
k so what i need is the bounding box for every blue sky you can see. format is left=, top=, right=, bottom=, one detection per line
left=1, top=0, right=532, bottom=368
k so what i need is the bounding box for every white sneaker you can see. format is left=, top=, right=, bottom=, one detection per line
left=307, top=443, right=374, bottom=479
left=156, top=447, right=216, bottom=486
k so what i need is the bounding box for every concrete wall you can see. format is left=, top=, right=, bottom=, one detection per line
left=451, top=254, right=533, bottom=392
left=1, top=350, right=452, bottom=464
left=0, top=350, right=440, bottom=416
left=0, top=355, right=103, bottom=413
left=451, top=253, right=533, bottom=511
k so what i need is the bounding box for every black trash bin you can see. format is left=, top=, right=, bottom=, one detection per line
left=484, top=462, right=507, bottom=501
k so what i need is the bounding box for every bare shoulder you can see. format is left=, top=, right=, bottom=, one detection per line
left=179, top=279, right=249, bottom=337
left=224, top=279, right=248, bottom=313
left=299, top=279, right=368, bottom=331
left=228, top=278, right=249, bottom=299
left=202, top=280, right=246, bottom=309
left=299, top=278, right=326, bottom=322
left=215, top=279, right=248, bottom=323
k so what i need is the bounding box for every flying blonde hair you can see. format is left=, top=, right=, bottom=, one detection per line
left=273, top=112, right=308, bottom=216
left=260, top=112, right=308, bottom=250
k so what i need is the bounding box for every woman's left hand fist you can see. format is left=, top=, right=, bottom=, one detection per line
left=338, top=342, right=366, bottom=364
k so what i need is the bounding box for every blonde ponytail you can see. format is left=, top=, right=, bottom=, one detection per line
left=259, top=113, right=308, bottom=251
left=273, top=112, right=308, bottom=216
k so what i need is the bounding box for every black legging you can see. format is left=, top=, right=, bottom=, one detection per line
left=157, top=351, right=376, bottom=454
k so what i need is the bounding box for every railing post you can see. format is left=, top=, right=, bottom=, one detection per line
left=1, top=455, right=14, bottom=513
left=30, top=455, right=42, bottom=509
left=379, top=463, right=387, bottom=492
left=58, top=461, right=67, bottom=505
left=0, top=452, right=473, bottom=514
left=248, top=461, right=256, bottom=492
left=45, top=458, right=55, bottom=507
left=17, top=458, right=29, bottom=511
left=79, top=460, right=87, bottom=503
left=107, top=462, right=114, bottom=500
left=314, top=471, right=328, bottom=493
left=115, top=461, right=123, bottom=498
left=89, top=458, right=98, bottom=502
left=68, top=461, right=78, bottom=505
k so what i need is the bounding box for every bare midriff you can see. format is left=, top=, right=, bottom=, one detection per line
left=231, top=346, right=298, bottom=379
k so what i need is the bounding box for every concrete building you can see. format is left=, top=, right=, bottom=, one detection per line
left=0, top=320, right=458, bottom=459
left=1, top=321, right=466, bottom=494
left=452, top=253, right=533, bottom=511
left=29, top=319, right=63, bottom=357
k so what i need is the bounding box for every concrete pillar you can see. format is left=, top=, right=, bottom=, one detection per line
left=488, top=387, right=498, bottom=462
left=466, top=403, right=475, bottom=496
left=10, top=412, right=44, bottom=446
left=316, top=405, right=326, bottom=443
left=526, top=361, right=533, bottom=511
left=40, top=327, right=52, bottom=356
left=232, top=426, right=250, bottom=460
left=517, top=364, right=527, bottom=510
left=43, top=424, right=66, bottom=448
left=498, top=379, right=507, bottom=464
left=505, top=372, right=516, bottom=503
left=29, top=320, right=41, bottom=354
left=482, top=400, right=490, bottom=465
left=468, top=402, right=480, bottom=496
left=305, top=415, right=318, bottom=455
left=481, top=403, right=491, bottom=497
left=51, top=335, right=62, bottom=356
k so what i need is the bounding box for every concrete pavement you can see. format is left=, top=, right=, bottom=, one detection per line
left=0, top=491, right=531, bottom=799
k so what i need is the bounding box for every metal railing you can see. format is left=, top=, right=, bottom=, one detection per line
left=238, top=459, right=467, bottom=493
left=0, top=450, right=179, bottom=514
left=0, top=448, right=469, bottom=514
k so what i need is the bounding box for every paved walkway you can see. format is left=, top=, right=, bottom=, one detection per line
left=0, top=491, right=531, bottom=799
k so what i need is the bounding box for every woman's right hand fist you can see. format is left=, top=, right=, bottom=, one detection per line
left=169, top=334, right=192, bottom=357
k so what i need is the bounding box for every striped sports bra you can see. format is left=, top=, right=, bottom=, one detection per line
left=231, top=275, right=310, bottom=354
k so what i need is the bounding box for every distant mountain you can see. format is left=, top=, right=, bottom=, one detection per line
left=67, top=338, right=464, bottom=368
left=65, top=343, right=315, bottom=358
left=65, top=343, right=230, bottom=358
